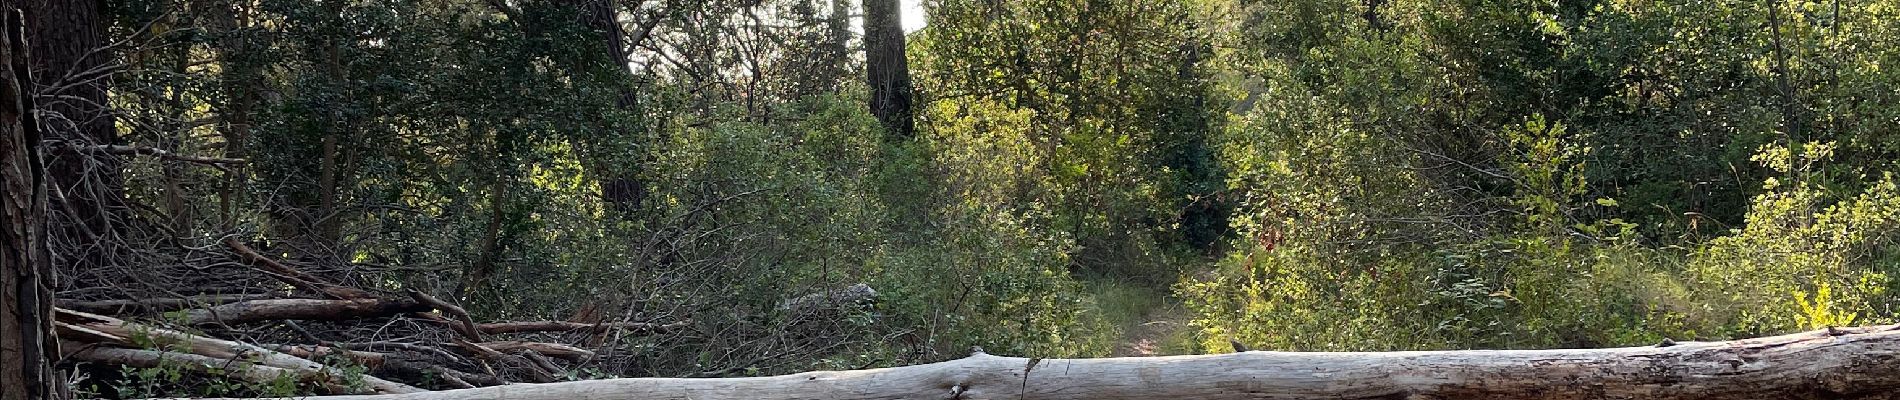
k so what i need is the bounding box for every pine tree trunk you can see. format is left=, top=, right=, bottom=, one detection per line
left=1, top=6, right=63, bottom=399
left=862, top=0, right=913, bottom=141
left=27, top=0, right=124, bottom=271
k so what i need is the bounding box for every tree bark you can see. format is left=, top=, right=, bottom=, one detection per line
left=179, top=324, right=1900, bottom=400
left=27, top=0, right=125, bottom=270
left=862, top=0, right=913, bottom=140
left=1, top=6, right=61, bottom=400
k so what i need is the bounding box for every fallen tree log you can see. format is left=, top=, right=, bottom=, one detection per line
left=53, top=308, right=426, bottom=394
left=179, top=298, right=430, bottom=326
left=58, top=294, right=272, bottom=315
left=473, top=320, right=685, bottom=335
left=266, top=344, right=503, bottom=390
left=175, top=324, right=1900, bottom=400
left=69, top=347, right=366, bottom=394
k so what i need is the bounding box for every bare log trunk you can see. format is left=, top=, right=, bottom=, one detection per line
left=179, top=298, right=430, bottom=326
left=176, top=325, right=1900, bottom=400
left=56, top=294, right=272, bottom=315
left=68, top=348, right=364, bottom=394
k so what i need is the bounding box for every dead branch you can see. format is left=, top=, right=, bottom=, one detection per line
left=405, top=290, right=483, bottom=342
left=180, top=298, right=430, bottom=326
left=52, top=308, right=425, bottom=394
left=474, top=320, right=685, bottom=335
left=450, top=339, right=556, bottom=384
left=265, top=344, right=387, bottom=367
left=223, top=237, right=372, bottom=300
left=57, top=294, right=271, bottom=315
left=65, top=347, right=342, bottom=392
left=427, top=366, right=477, bottom=389
left=337, top=342, right=463, bottom=366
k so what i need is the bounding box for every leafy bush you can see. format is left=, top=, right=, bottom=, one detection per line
left=1686, top=143, right=1900, bottom=336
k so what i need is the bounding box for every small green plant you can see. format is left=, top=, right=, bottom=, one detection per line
left=1794, top=283, right=1858, bottom=329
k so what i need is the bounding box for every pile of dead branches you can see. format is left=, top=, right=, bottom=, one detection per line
left=52, top=237, right=687, bottom=395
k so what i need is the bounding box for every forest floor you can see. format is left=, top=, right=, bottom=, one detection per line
left=1085, top=279, right=1194, bottom=357
left=1111, top=302, right=1190, bottom=356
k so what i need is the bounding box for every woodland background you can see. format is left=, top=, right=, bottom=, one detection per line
left=8, top=0, right=1900, bottom=397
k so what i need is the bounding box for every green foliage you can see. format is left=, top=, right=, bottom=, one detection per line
left=1794, top=283, right=1859, bottom=330
left=1175, top=0, right=1900, bottom=355
left=1502, top=115, right=1589, bottom=234
left=1686, top=142, right=1900, bottom=335
left=914, top=0, right=1229, bottom=280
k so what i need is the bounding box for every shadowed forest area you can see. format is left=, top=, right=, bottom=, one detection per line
left=3, top=0, right=1900, bottom=398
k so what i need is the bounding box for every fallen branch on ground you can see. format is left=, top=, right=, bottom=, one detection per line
left=181, top=298, right=430, bottom=326
left=473, top=320, right=685, bottom=335
left=168, top=324, right=1900, bottom=400
left=57, top=294, right=272, bottom=315
left=52, top=308, right=426, bottom=395
left=68, top=347, right=362, bottom=394
left=405, top=290, right=483, bottom=341
left=223, top=237, right=374, bottom=300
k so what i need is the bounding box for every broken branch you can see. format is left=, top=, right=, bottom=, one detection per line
left=180, top=298, right=430, bottom=326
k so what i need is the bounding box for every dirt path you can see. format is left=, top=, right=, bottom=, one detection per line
left=1110, top=300, right=1189, bottom=357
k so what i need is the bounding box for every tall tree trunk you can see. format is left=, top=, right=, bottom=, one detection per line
left=566, top=0, right=647, bottom=213
left=576, top=0, right=629, bottom=80
left=273, top=0, right=352, bottom=261
left=1, top=6, right=63, bottom=400
left=862, top=0, right=912, bottom=140
left=211, top=0, right=257, bottom=229
left=457, top=176, right=509, bottom=299
left=157, top=6, right=192, bottom=236
left=1361, top=0, right=1387, bottom=32
left=315, top=7, right=346, bottom=250
left=28, top=0, right=124, bottom=270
